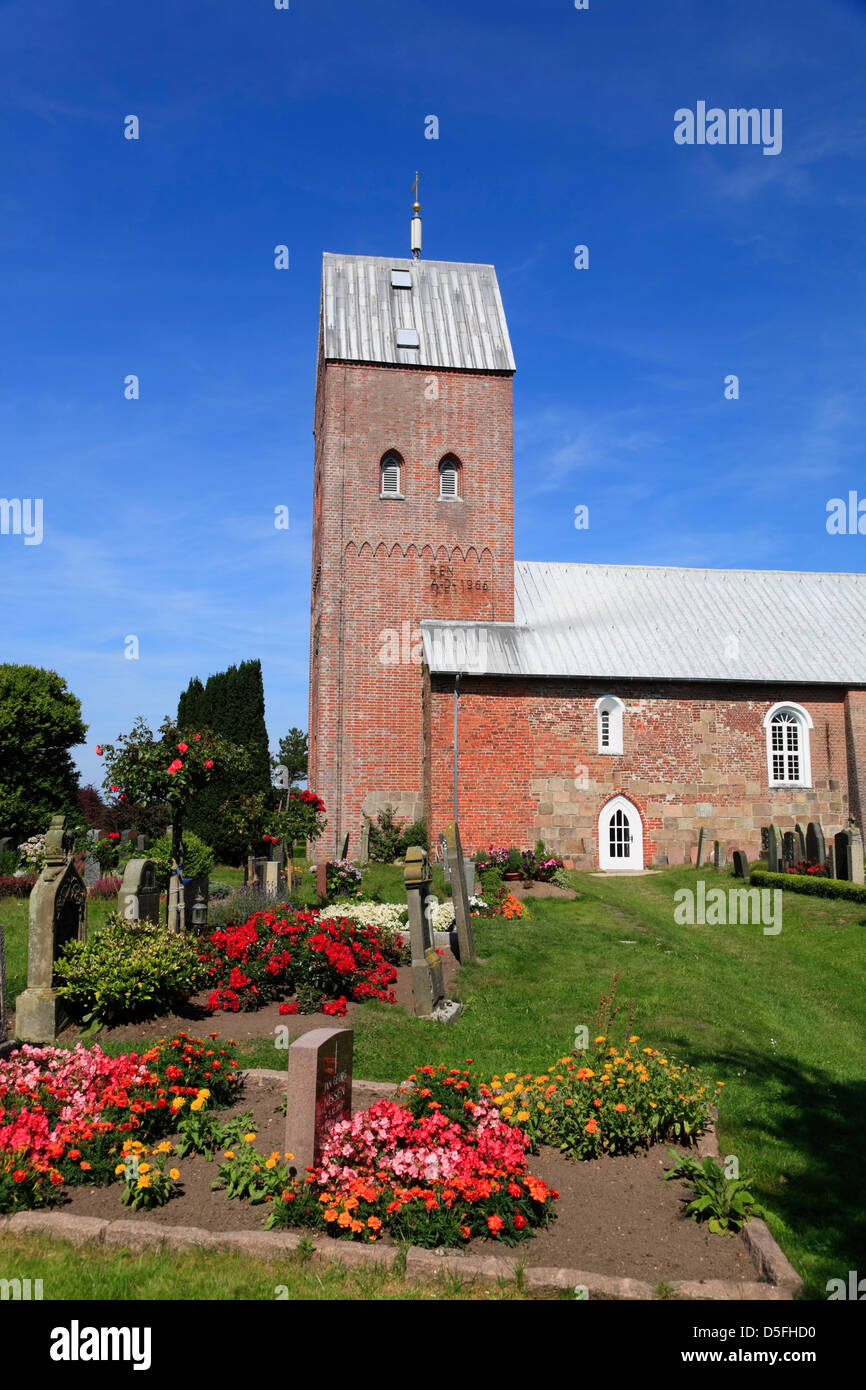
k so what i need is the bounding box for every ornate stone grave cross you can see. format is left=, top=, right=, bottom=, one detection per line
left=16, top=814, right=87, bottom=1042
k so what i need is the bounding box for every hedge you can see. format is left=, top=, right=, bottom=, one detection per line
left=750, top=868, right=866, bottom=904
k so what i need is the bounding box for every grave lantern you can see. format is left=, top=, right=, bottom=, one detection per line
left=191, top=890, right=208, bottom=930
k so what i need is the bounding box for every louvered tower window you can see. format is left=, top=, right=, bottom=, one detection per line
left=380, top=453, right=402, bottom=498
left=595, top=696, right=624, bottom=755
left=438, top=455, right=460, bottom=499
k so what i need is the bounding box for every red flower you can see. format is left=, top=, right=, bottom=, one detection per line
left=108, top=832, right=120, bottom=840
left=487, top=1214, right=504, bottom=1233
left=177, top=742, right=189, bottom=753
left=205, top=759, right=214, bottom=770
left=12, top=1170, right=27, bottom=1183
left=194, top=733, right=201, bottom=740
left=513, top=1212, right=527, bottom=1229
left=110, top=785, right=119, bottom=792
left=279, top=1002, right=299, bottom=1015
left=95, top=745, right=103, bottom=755
left=168, top=759, right=183, bottom=775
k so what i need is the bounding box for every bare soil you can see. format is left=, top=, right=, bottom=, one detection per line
left=54, top=1074, right=752, bottom=1284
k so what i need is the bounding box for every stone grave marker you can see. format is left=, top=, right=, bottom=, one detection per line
left=16, top=814, right=87, bottom=1043
left=359, top=818, right=370, bottom=866
left=732, top=850, right=749, bottom=879
left=766, top=825, right=782, bottom=873
left=340, top=832, right=349, bottom=861
left=0, top=921, right=8, bottom=1045
left=404, top=846, right=438, bottom=1016
left=849, top=823, right=865, bottom=885
left=827, top=843, right=836, bottom=879
left=713, top=840, right=726, bottom=870
left=136, top=833, right=149, bottom=852
left=835, top=829, right=851, bottom=881
left=117, top=858, right=160, bottom=924
left=444, top=820, right=477, bottom=963
left=654, top=850, right=669, bottom=867
left=120, top=829, right=132, bottom=845
left=667, top=844, right=684, bottom=866
left=264, top=860, right=280, bottom=896
left=760, top=826, right=769, bottom=856
left=83, top=849, right=101, bottom=887
left=285, top=1026, right=353, bottom=1174
left=805, top=822, right=825, bottom=867
left=696, top=827, right=708, bottom=868
left=782, top=831, right=796, bottom=869
left=795, top=823, right=807, bottom=862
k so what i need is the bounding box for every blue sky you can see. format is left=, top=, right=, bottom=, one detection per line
left=1, top=0, right=864, bottom=793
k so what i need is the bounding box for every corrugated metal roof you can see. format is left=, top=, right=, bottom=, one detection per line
left=421, top=561, right=866, bottom=684
left=321, top=253, right=516, bottom=372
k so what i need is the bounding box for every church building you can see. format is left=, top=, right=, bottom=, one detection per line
left=308, top=203, right=866, bottom=868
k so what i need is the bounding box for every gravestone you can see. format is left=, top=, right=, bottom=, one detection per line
left=827, top=844, right=836, bottom=879
left=83, top=850, right=101, bottom=887
left=834, top=830, right=851, bottom=882
left=316, top=862, right=328, bottom=903
left=696, top=828, right=708, bottom=868
left=805, top=822, right=825, bottom=867
left=0, top=921, right=8, bottom=1045
left=404, top=846, right=440, bottom=1016
left=88, top=828, right=102, bottom=843
left=268, top=839, right=285, bottom=867
left=340, top=833, right=349, bottom=861
left=795, top=823, right=807, bottom=863
left=285, top=1026, right=353, bottom=1174
left=117, top=858, right=160, bottom=924
left=849, top=823, right=865, bottom=885
left=0, top=836, right=12, bottom=859
left=760, top=826, right=769, bottom=856
left=359, top=818, right=370, bottom=867
left=782, top=831, right=796, bottom=868
left=667, top=844, right=684, bottom=867
left=264, top=860, right=280, bottom=896
left=766, top=825, right=782, bottom=873
left=15, top=814, right=87, bottom=1043
left=443, top=821, right=477, bottom=963
left=120, top=829, right=132, bottom=846
left=245, top=853, right=257, bottom=887
left=732, top=850, right=749, bottom=879
left=713, top=840, right=726, bottom=870
left=136, top=833, right=149, bottom=852
left=654, top=851, right=669, bottom=867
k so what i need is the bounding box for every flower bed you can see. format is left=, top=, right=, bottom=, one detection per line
left=0, top=1032, right=239, bottom=1213
left=200, top=907, right=401, bottom=1014
left=488, top=1041, right=718, bottom=1160
left=265, top=1062, right=557, bottom=1247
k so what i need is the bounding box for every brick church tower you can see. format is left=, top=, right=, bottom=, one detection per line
left=308, top=217, right=516, bottom=855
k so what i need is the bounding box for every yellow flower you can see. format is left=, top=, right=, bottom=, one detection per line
left=265, top=1158, right=277, bottom=1169
left=502, top=1105, right=514, bottom=1119
left=629, top=1035, right=639, bottom=1043
left=595, top=1036, right=606, bottom=1043
left=516, top=1110, right=530, bottom=1122
left=504, top=1072, right=517, bottom=1082
left=114, top=1163, right=126, bottom=1175
left=171, top=1097, right=185, bottom=1112
left=137, top=1163, right=150, bottom=1175
left=190, top=1099, right=204, bottom=1112
left=224, top=1150, right=235, bottom=1160
left=169, top=1169, right=180, bottom=1181
left=197, top=1089, right=211, bottom=1100
left=155, top=1141, right=173, bottom=1154
left=137, top=1174, right=152, bottom=1189
left=285, top=1152, right=294, bottom=1160
left=244, top=1133, right=256, bottom=1143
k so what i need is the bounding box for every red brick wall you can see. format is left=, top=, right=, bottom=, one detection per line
left=309, top=357, right=514, bottom=854
left=426, top=678, right=851, bottom=865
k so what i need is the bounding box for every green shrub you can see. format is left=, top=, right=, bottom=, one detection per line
left=146, top=831, right=216, bottom=888
left=0, top=847, right=17, bottom=875
left=403, top=819, right=429, bottom=851
left=750, top=868, right=866, bottom=903
left=368, top=806, right=406, bottom=863
left=505, top=847, right=523, bottom=874
left=54, top=915, right=208, bottom=1028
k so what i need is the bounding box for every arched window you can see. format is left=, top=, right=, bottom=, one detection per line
left=380, top=452, right=403, bottom=498
left=763, top=702, right=813, bottom=787
left=595, top=695, right=624, bottom=755
left=438, top=455, right=461, bottom=499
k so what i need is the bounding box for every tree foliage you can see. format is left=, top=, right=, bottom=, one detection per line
left=0, top=665, right=87, bottom=840
left=176, top=660, right=272, bottom=862
left=274, top=728, right=308, bottom=788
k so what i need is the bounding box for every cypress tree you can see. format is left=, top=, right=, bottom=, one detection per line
left=176, top=660, right=272, bottom=863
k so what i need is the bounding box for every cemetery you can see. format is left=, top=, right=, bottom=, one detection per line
left=4, top=780, right=865, bottom=1298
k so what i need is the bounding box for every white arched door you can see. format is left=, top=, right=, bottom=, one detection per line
left=598, top=796, right=644, bottom=871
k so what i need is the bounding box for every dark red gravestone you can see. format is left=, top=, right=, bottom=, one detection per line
left=285, top=1027, right=353, bottom=1174
left=316, top=861, right=328, bottom=903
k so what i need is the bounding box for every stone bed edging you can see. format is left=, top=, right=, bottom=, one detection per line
left=0, top=1068, right=803, bottom=1301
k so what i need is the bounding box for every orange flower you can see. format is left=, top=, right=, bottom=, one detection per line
left=487, top=1214, right=504, bottom=1233
left=585, top=1118, right=598, bottom=1134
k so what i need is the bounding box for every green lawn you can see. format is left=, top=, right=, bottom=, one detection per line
left=3, top=861, right=864, bottom=1298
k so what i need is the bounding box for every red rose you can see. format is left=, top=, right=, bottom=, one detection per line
left=205, top=759, right=214, bottom=769
left=178, top=742, right=189, bottom=753
left=110, top=785, right=119, bottom=792
left=95, top=745, right=103, bottom=755
left=194, top=733, right=201, bottom=740
left=108, top=832, right=120, bottom=840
